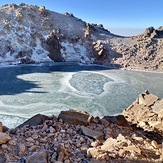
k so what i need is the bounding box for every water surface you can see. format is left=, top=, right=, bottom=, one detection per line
left=0, top=64, right=163, bottom=128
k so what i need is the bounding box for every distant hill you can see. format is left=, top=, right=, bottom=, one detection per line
left=0, top=3, right=162, bottom=71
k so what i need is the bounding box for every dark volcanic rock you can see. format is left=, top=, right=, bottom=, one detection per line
left=46, top=32, right=64, bottom=62
left=17, top=114, right=49, bottom=128
left=103, top=115, right=130, bottom=127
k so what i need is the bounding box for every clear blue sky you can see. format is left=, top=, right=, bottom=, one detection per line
left=0, top=0, right=162, bottom=36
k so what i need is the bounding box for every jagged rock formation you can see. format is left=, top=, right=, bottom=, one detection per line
left=0, top=92, right=162, bottom=162
left=110, top=27, right=163, bottom=71
left=0, top=3, right=162, bottom=71
left=123, top=90, right=163, bottom=135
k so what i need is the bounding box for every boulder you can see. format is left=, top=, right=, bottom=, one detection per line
left=0, top=154, right=6, bottom=163
left=143, top=27, right=155, bottom=37
left=81, top=126, right=104, bottom=140
left=26, top=151, right=48, bottom=163
left=58, top=109, right=93, bottom=125
left=138, top=91, right=159, bottom=106
left=152, top=98, right=163, bottom=113
left=103, top=115, right=130, bottom=127
left=17, top=114, right=49, bottom=128
left=0, top=132, right=11, bottom=144
left=46, top=32, right=64, bottom=62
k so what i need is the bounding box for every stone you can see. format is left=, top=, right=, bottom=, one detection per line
left=0, top=154, right=6, bottom=163
left=152, top=99, right=163, bottom=113
left=123, top=145, right=141, bottom=154
left=26, top=151, right=48, bottom=163
left=117, top=133, right=125, bottom=141
left=17, top=114, right=49, bottom=128
left=58, top=109, right=93, bottom=125
left=0, top=132, right=11, bottom=144
left=0, top=122, right=3, bottom=132
left=19, top=144, right=26, bottom=153
left=144, top=94, right=159, bottom=107
left=138, top=92, right=159, bottom=107
left=26, top=137, right=34, bottom=142
left=46, top=32, right=64, bottom=62
left=99, top=117, right=110, bottom=127
left=56, top=144, right=68, bottom=162
left=81, top=126, right=104, bottom=140
left=29, top=145, right=37, bottom=152
left=101, top=137, right=117, bottom=151
left=151, top=140, right=159, bottom=149
left=103, top=115, right=130, bottom=127
left=87, top=148, right=105, bottom=158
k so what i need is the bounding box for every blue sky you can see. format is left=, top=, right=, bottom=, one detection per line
left=0, top=0, right=162, bottom=36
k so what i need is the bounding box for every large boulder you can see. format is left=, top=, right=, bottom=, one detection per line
left=58, top=109, right=93, bottom=125
left=102, top=115, right=130, bottom=127
left=46, top=32, right=64, bottom=62
left=80, top=126, right=104, bottom=140
left=17, top=114, right=49, bottom=128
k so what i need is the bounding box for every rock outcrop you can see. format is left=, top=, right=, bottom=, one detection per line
left=123, top=90, right=163, bottom=136
left=0, top=91, right=162, bottom=162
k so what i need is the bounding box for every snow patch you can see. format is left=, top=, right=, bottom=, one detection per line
left=31, top=38, right=51, bottom=63
left=61, top=41, right=93, bottom=63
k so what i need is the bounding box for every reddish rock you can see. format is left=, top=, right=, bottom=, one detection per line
left=26, top=151, right=48, bottom=163
left=0, top=132, right=11, bottom=144
left=58, top=109, right=93, bottom=125
left=81, top=126, right=104, bottom=140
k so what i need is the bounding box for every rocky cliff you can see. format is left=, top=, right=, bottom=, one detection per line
left=0, top=91, right=162, bottom=162
left=0, top=3, right=162, bottom=71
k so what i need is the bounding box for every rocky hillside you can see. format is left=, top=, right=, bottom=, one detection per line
left=0, top=91, right=162, bottom=162
left=0, top=3, right=162, bottom=71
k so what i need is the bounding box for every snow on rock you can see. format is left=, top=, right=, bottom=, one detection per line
left=0, top=3, right=162, bottom=71
left=0, top=3, right=113, bottom=66
left=61, top=41, right=92, bottom=63
left=31, top=38, right=51, bottom=63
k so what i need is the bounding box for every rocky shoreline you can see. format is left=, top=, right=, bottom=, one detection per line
left=0, top=91, right=162, bottom=163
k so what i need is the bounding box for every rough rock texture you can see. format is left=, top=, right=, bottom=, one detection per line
left=123, top=91, right=163, bottom=136
left=46, top=32, right=64, bottom=62
left=17, top=114, right=49, bottom=128
left=110, top=27, right=163, bottom=71
left=58, top=109, right=93, bottom=125
left=0, top=3, right=162, bottom=71
left=0, top=92, right=162, bottom=163
left=0, top=132, right=11, bottom=144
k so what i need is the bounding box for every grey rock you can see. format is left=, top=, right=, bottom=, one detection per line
left=26, top=151, right=48, bottom=163
left=80, top=126, right=104, bottom=140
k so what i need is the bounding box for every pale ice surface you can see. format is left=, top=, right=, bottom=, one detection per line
left=0, top=64, right=163, bottom=128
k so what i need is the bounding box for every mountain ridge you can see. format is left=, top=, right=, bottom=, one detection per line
left=0, top=3, right=162, bottom=71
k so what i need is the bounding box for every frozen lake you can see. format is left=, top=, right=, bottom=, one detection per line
left=0, top=63, right=163, bottom=128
